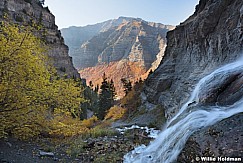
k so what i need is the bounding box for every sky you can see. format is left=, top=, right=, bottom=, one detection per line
left=45, top=0, right=200, bottom=29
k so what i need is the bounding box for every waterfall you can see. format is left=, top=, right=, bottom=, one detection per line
left=124, top=56, right=243, bottom=163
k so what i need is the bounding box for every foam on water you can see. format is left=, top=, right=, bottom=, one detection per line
left=116, top=125, right=160, bottom=138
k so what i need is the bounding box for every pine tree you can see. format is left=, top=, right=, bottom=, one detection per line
left=89, top=80, right=94, bottom=89
left=149, top=69, right=153, bottom=75
left=109, top=79, right=116, bottom=101
left=79, top=79, right=99, bottom=120
left=97, top=73, right=115, bottom=119
left=121, top=78, right=132, bottom=95
left=94, top=84, right=99, bottom=93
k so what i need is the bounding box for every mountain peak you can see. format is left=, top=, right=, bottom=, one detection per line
left=117, top=16, right=142, bottom=21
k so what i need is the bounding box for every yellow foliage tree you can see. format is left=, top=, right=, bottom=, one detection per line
left=45, top=78, right=85, bottom=117
left=0, top=22, right=84, bottom=139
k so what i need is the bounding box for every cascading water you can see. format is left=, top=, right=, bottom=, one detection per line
left=124, top=56, right=243, bottom=163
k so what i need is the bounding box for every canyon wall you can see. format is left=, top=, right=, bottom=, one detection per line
left=144, top=0, right=243, bottom=117
left=142, top=0, right=243, bottom=160
left=0, top=0, right=79, bottom=77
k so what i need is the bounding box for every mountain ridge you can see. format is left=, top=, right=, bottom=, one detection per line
left=61, top=17, right=173, bottom=43
left=61, top=17, right=174, bottom=69
left=61, top=17, right=143, bottom=55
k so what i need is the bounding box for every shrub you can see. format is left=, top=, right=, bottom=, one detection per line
left=105, top=105, right=126, bottom=120
left=94, top=152, right=122, bottom=163
left=0, top=22, right=49, bottom=139
left=48, top=112, right=89, bottom=138
left=81, top=116, right=98, bottom=128
left=66, top=139, right=87, bottom=157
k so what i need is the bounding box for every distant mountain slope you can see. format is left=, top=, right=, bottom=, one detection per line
left=61, top=17, right=138, bottom=55
left=78, top=20, right=173, bottom=69
left=62, top=17, right=174, bottom=70
left=61, top=17, right=174, bottom=97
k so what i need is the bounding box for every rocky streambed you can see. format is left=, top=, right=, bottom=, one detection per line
left=0, top=125, right=160, bottom=163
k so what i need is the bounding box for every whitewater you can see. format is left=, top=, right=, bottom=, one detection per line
left=124, top=56, right=243, bottom=163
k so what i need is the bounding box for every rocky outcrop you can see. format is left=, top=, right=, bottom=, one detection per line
left=144, top=0, right=243, bottom=116
left=0, top=0, right=79, bottom=78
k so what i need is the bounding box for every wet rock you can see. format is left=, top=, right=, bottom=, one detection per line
left=217, top=73, right=243, bottom=105
left=198, top=71, right=243, bottom=105
left=89, top=156, right=94, bottom=162
left=53, top=157, right=59, bottom=161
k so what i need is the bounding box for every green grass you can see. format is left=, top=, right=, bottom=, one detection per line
left=83, top=126, right=120, bottom=139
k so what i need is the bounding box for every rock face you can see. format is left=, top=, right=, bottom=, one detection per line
left=141, top=0, right=243, bottom=160
left=144, top=0, right=243, bottom=116
left=0, top=0, right=79, bottom=78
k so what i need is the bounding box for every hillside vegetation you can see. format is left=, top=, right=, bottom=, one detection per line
left=0, top=22, right=87, bottom=139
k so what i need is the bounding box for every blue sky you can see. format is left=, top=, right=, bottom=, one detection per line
left=45, top=0, right=200, bottom=29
